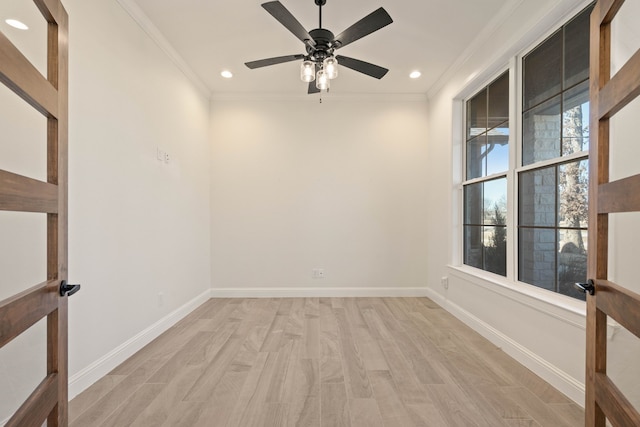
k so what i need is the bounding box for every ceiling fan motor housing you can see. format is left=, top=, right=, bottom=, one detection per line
left=306, top=28, right=336, bottom=62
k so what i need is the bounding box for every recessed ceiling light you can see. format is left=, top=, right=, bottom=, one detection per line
left=221, top=70, right=233, bottom=79
left=5, top=19, right=28, bottom=30
left=409, top=71, right=421, bottom=79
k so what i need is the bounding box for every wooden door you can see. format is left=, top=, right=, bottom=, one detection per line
left=584, top=0, right=640, bottom=425
left=0, top=0, right=74, bottom=426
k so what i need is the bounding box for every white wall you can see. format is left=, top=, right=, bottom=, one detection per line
left=209, top=95, right=430, bottom=296
left=425, top=0, right=640, bottom=406
left=0, top=0, right=211, bottom=420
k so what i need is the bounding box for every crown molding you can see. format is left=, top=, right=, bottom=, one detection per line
left=427, top=0, right=592, bottom=101
left=426, top=0, right=526, bottom=100
left=116, top=0, right=211, bottom=99
left=210, top=92, right=428, bottom=103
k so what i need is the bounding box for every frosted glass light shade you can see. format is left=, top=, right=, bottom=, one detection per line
left=316, top=69, right=329, bottom=91
left=323, top=57, right=338, bottom=79
left=300, top=60, right=315, bottom=82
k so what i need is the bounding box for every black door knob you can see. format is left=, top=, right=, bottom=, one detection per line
left=574, top=279, right=595, bottom=295
left=60, top=280, right=81, bottom=297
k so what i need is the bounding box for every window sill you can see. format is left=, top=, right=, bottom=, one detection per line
left=447, top=264, right=587, bottom=321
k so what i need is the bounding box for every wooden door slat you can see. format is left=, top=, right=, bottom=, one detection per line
left=0, top=280, right=59, bottom=349
left=2, top=0, right=69, bottom=425
left=598, top=47, right=640, bottom=119
left=35, top=0, right=65, bottom=25
left=4, top=373, right=58, bottom=427
left=587, top=2, right=640, bottom=426
left=595, top=280, right=640, bottom=339
left=595, top=372, right=640, bottom=427
left=0, top=169, right=59, bottom=213
left=598, top=174, right=640, bottom=213
left=0, top=32, right=59, bottom=118
left=597, top=0, right=625, bottom=24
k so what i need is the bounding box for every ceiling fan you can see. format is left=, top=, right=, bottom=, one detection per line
left=245, top=0, right=393, bottom=94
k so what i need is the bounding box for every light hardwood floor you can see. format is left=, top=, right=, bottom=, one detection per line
left=69, top=298, right=584, bottom=426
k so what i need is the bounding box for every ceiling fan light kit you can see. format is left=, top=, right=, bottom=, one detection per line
left=323, top=56, right=338, bottom=79
left=300, top=60, right=316, bottom=82
left=245, top=0, right=393, bottom=94
left=316, top=69, right=329, bottom=90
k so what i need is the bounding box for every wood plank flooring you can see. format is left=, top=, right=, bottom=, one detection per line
left=69, top=298, right=584, bottom=426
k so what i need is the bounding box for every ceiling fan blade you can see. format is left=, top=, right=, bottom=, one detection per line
left=333, top=8, right=393, bottom=49
left=308, top=63, right=320, bottom=94
left=336, top=55, right=388, bottom=79
left=308, top=80, right=320, bottom=94
left=262, top=1, right=316, bottom=47
left=245, top=54, right=305, bottom=69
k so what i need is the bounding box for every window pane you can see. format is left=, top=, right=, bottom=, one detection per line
left=515, top=3, right=591, bottom=300
left=463, top=70, right=509, bottom=278
left=0, top=212, right=46, bottom=302
left=519, top=228, right=556, bottom=291
left=0, top=83, right=47, bottom=181
left=0, top=1, right=48, bottom=77
left=464, top=225, right=483, bottom=269
left=562, top=81, right=590, bottom=156
left=466, top=135, right=486, bottom=180
left=524, top=29, right=563, bottom=110
left=558, top=159, right=588, bottom=228
left=486, top=124, right=509, bottom=175
left=484, top=178, right=507, bottom=225
left=522, top=95, right=561, bottom=165
left=564, top=5, right=593, bottom=88
left=484, top=226, right=507, bottom=276
left=464, top=183, right=483, bottom=225
left=519, top=167, right=556, bottom=227
left=488, top=72, right=509, bottom=130
left=558, top=229, right=587, bottom=300
left=467, top=88, right=487, bottom=140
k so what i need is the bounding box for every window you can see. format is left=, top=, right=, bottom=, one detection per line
left=518, top=5, right=592, bottom=300
left=463, top=72, right=509, bottom=276
left=462, top=4, right=593, bottom=300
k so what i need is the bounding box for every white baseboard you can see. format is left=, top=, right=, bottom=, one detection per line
left=68, top=289, right=211, bottom=400
left=210, top=287, right=429, bottom=298
left=424, top=287, right=585, bottom=406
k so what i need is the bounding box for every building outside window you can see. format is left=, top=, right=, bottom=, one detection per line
left=462, top=3, right=593, bottom=300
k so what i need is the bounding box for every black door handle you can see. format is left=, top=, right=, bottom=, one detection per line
left=574, top=279, right=595, bottom=295
left=60, top=280, right=81, bottom=297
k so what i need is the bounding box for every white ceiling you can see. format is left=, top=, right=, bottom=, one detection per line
left=0, top=0, right=514, bottom=96
left=128, top=0, right=513, bottom=96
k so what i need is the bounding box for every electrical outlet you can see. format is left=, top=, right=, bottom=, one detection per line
left=312, top=268, right=325, bottom=279
left=441, top=276, right=449, bottom=289
left=164, top=152, right=170, bottom=164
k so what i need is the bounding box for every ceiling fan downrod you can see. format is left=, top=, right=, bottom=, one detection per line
left=315, top=0, right=326, bottom=28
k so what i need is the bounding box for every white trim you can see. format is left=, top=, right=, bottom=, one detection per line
left=517, top=151, right=589, bottom=173
left=427, top=0, right=526, bottom=99
left=211, top=92, right=429, bottom=103
left=462, top=171, right=508, bottom=187
left=67, top=289, right=211, bottom=400
left=440, top=0, right=591, bottom=102
left=447, top=266, right=621, bottom=335
left=449, top=264, right=586, bottom=321
left=210, top=287, right=429, bottom=298
left=115, top=0, right=211, bottom=99
left=424, top=286, right=585, bottom=405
